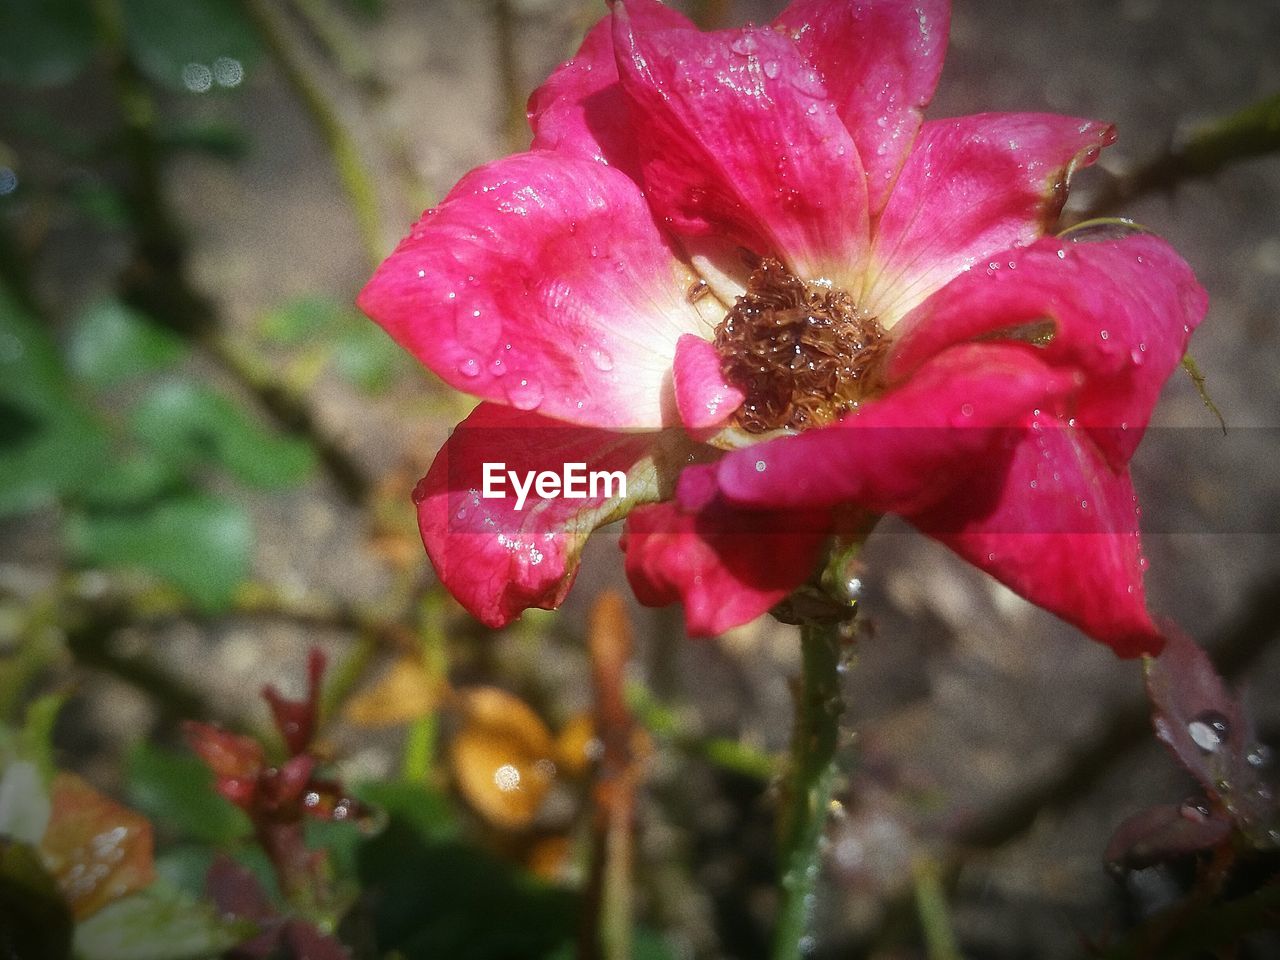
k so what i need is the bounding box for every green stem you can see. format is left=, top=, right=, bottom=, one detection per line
left=771, top=621, right=844, bottom=960
left=913, top=858, right=962, bottom=960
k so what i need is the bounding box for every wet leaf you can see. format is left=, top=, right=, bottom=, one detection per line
left=0, top=837, right=74, bottom=960
left=39, top=772, right=155, bottom=920
left=66, top=493, right=253, bottom=612
left=1105, top=803, right=1232, bottom=871
left=72, top=885, right=255, bottom=960
left=120, top=0, right=260, bottom=92
left=125, top=743, right=252, bottom=846
left=67, top=299, right=186, bottom=387
left=450, top=688, right=557, bottom=831
left=344, top=656, right=444, bottom=728
left=129, top=380, right=315, bottom=489
left=1145, top=627, right=1278, bottom=844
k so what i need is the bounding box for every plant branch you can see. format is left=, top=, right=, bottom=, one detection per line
left=771, top=620, right=845, bottom=960
left=241, top=0, right=385, bottom=270
left=1080, top=91, right=1280, bottom=219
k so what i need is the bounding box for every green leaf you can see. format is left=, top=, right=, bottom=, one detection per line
left=0, top=0, right=95, bottom=88
left=78, top=455, right=181, bottom=510
left=72, top=886, right=255, bottom=960
left=0, top=838, right=73, bottom=960
left=0, top=287, right=108, bottom=517
left=120, top=0, right=260, bottom=92
left=66, top=493, right=253, bottom=612
left=332, top=323, right=404, bottom=394
left=124, top=743, right=251, bottom=846
left=68, top=299, right=186, bottom=387
left=129, top=381, right=314, bottom=489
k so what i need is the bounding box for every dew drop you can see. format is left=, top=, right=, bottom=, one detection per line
left=763, top=59, right=780, bottom=79
left=458, top=357, right=480, bottom=378
left=1099, top=329, right=1110, bottom=341
left=960, top=402, right=974, bottom=417
left=507, top=378, right=544, bottom=411
left=1130, top=348, right=1145, bottom=365
left=490, top=357, right=506, bottom=376
left=1247, top=744, right=1272, bottom=768
left=730, top=33, right=759, bottom=56
left=1056, top=248, right=1066, bottom=259
left=1187, top=711, right=1230, bottom=753
left=589, top=348, right=614, bottom=372
left=1179, top=797, right=1212, bottom=821
left=754, top=459, right=767, bottom=472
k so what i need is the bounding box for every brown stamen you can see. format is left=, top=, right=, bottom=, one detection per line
left=713, top=258, right=887, bottom=433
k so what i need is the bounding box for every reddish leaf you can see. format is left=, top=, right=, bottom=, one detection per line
left=39, top=773, right=155, bottom=920
left=1105, top=802, right=1232, bottom=871
left=263, top=649, right=326, bottom=757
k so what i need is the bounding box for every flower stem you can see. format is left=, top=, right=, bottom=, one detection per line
left=772, top=620, right=845, bottom=960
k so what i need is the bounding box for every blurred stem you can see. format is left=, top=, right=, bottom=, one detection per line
left=491, top=0, right=528, bottom=153
left=1081, top=90, right=1280, bottom=218
left=241, top=0, right=385, bottom=269
left=289, top=0, right=376, bottom=90
left=912, top=858, right=962, bottom=960
left=401, top=590, right=449, bottom=782
left=771, top=620, right=844, bottom=960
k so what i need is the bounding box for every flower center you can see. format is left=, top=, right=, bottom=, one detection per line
left=713, top=257, right=888, bottom=433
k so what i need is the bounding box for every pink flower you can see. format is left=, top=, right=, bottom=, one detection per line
left=358, top=0, right=1207, bottom=657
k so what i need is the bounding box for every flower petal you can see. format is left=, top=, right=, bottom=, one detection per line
left=358, top=152, right=713, bottom=429
left=527, top=0, right=693, bottom=172
left=717, top=343, right=1075, bottom=512
left=774, top=0, right=950, bottom=214
left=416, top=403, right=697, bottom=628
left=622, top=465, right=827, bottom=636
left=612, top=1, right=870, bottom=286
left=888, top=232, right=1208, bottom=468
left=673, top=333, right=744, bottom=430
left=863, top=113, right=1115, bottom=324
left=909, top=418, right=1159, bottom=657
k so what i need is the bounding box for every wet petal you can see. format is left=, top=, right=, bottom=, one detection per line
left=358, top=152, right=713, bottom=429
left=416, top=403, right=698, bottom=628
left=774, top=0, right=949, bottom=213
left=613, top=2, right=870, bottom=286
left=910, top=418, right=1159, bottom=657
left=673, top=333, right=744, bottom=430
left=528, top=0, right=693, bottom=173
left=864, top=113, right=1115, bottom=324
left=622, top=465, right=828, bottom=636
left=889, top=233, right=1208, bottom=468
left=717, top=343, right=1075, bottom=512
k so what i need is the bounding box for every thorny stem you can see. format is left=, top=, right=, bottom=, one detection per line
left=771, top=619, right=845, bottom=960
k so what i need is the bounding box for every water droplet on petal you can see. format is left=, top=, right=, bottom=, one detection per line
left=1187, top=711, right=1230, bottom=753
left=458, top=357, right=480, bottom=378
left=1100, top=329, right=1110, bottom=341
left=1247, top=744, right=1272, bottom=768
left=960, top=403, right=974, bottom=417
left=1179, top=797, right=1213, bottom=821
left=507, top=378, right=543, bottom=411
left=762, top=59, right=780, bottom=79
left=755, top=459, right=767, bottom=472
left=589, top=348, right=614, bottom=372
left=730, top=33, right=759, bottom=56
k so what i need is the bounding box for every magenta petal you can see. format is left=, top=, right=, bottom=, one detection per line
left=528, top=0, right=693, bottom=172
left=622, top=466, right=828, bottom=636
left=865, top=112, right=1115, bottom=324
left=911, top=419, right=1159, bottom=657
left=612, top=1, right=870, bottom=285
left=416, top=403, right=683, bottom=628
left=774, top=0, right=950, bottom=214
left=358, top=152, right=712, bottom=429
left=889, top=233, right=1208, bottom=467
left=717, top=343, right=1074, bottom=512
left=673, top=334, right=744, bottom=430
